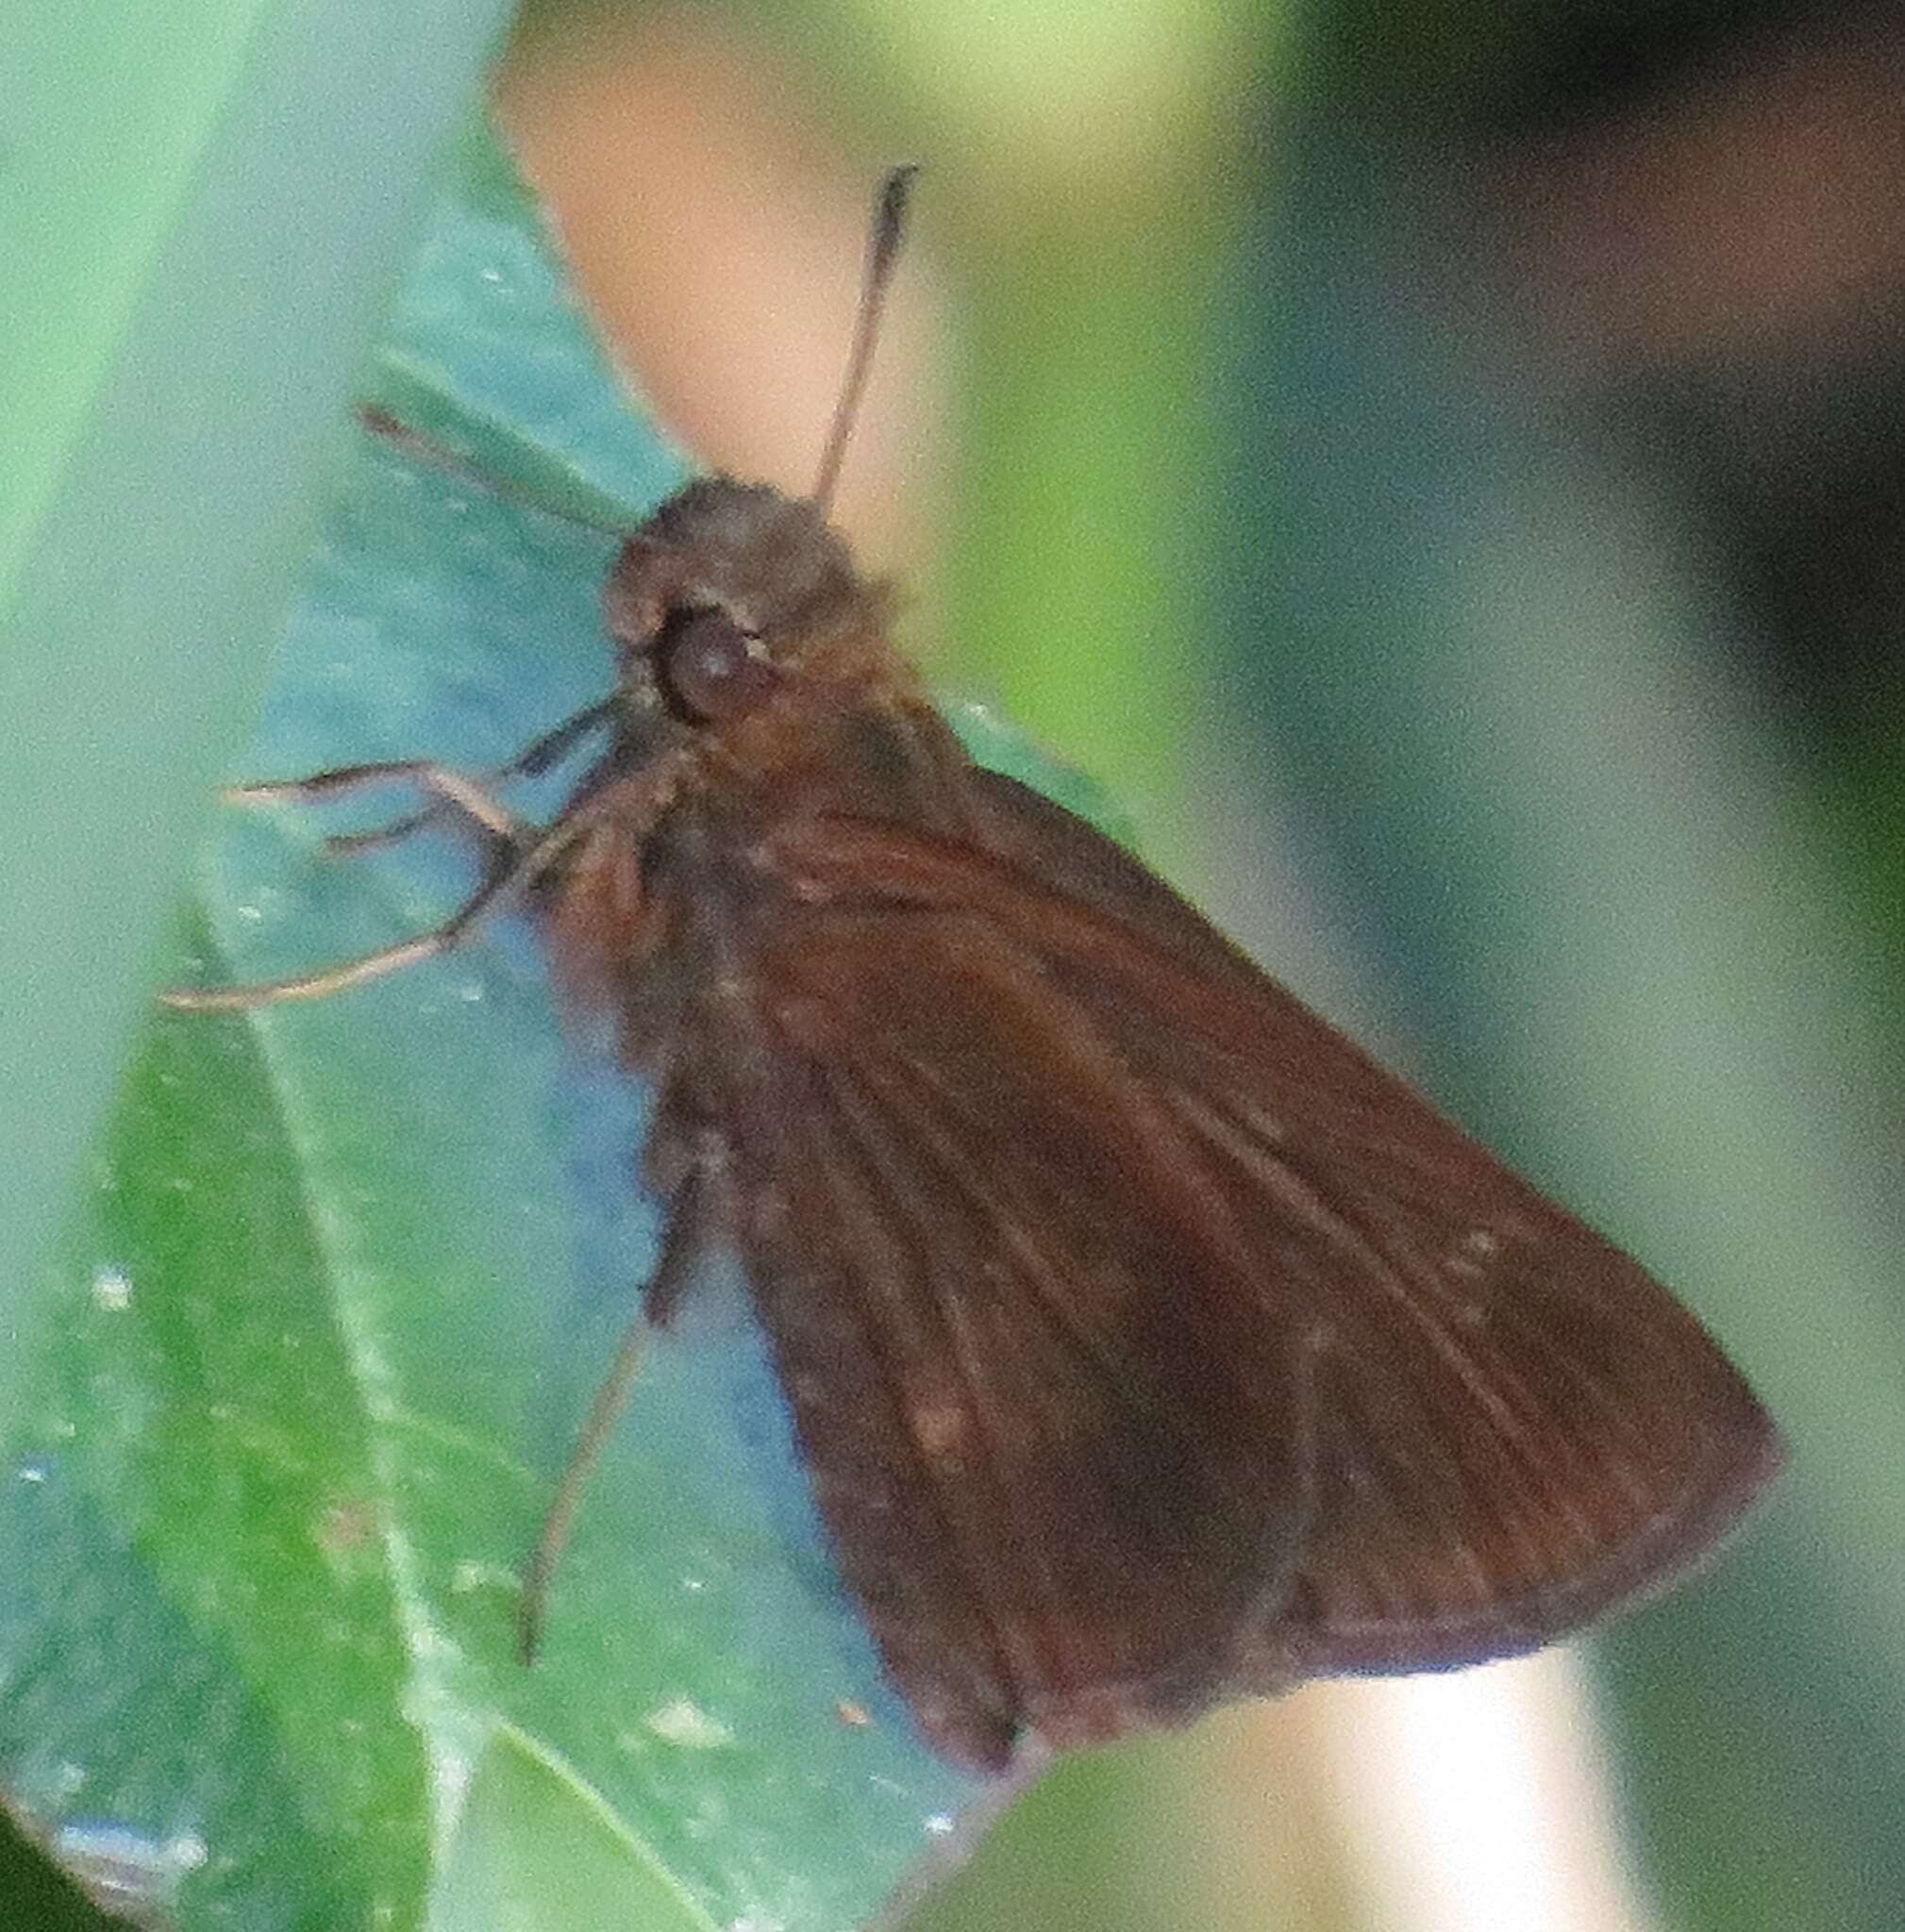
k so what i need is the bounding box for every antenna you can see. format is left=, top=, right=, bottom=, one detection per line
left=810, top=164, right=920, bottom=516
left=355, top=408, right=629, bottom=536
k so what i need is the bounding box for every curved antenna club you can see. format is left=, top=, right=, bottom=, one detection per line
left=810, top=164, right=921, bottom=517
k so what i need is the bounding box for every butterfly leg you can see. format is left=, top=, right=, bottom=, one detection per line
left=226, top=758, right=526, bottom=852
left=322, top=701, right=616, bottom=858
left=517, top=1158, right=725, bottom=1662
left=161, top=796, right=599, bottom=1011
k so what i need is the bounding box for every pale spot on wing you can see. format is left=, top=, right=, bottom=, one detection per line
left=1232, top=1096, right=1290, bottom=1145
left=911, top=1400, right=969, bottom=1459
left=1444, top=1225, right=1507, bottom=1282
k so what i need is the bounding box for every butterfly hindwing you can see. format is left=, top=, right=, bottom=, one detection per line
left=716, top=905, right=1315, bottom=1768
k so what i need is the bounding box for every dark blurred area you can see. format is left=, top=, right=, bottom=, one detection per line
left=1427, top=0, right=1905, bottom=738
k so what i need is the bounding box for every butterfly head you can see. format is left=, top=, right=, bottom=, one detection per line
left=603, top=477, right=869, bottom=730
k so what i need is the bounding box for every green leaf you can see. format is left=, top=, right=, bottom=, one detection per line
left=430, top=1726, right=720, bottom=1932
left=0, top=0, right=524, bottom=1500
left=11, top=125, right=1013, bottom=1932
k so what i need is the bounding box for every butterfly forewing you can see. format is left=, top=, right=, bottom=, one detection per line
left=744, top=769, right=1778, bottom=1756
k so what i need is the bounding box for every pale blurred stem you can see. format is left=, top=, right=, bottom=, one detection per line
left=949, top=225, right=1228, bottom=850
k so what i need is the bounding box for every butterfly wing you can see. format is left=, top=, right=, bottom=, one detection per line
left=971, top=772, right=1783, bottom=1675
left=717, top=904, right=1322, bottom=1770
left=713, top=774, right=1778, bottom=1766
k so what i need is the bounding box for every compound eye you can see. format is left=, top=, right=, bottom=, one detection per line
left=659, top=607, right=777, bottom=723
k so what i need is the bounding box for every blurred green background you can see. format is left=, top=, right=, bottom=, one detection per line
left=7, top=0, right=1905, bottom=1927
